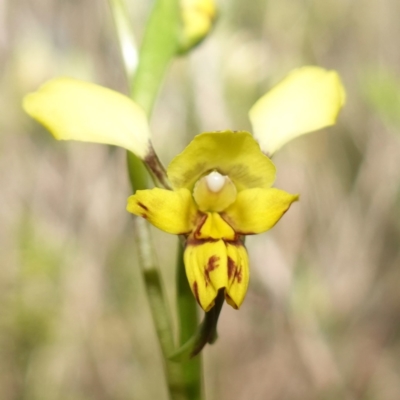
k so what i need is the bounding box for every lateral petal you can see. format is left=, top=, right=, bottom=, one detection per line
left=249, top=66, right=345, bottom=155
left=23, top=77, right=152, bottom=159
left=184, top=239, right=228, bottom=311
left=222, top=188, right=299, bottom=234
left=167, top=131, right=276, bottom=191
left=127, top=188, right=197, bottom=234
left=225, top=242, right=249, bottom=309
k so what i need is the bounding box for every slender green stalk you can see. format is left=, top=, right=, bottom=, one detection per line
left=129, top=0, right=180, bottom=115
left=134, top=218, right=186, bottom=400
left=170, top=291, right=224, bottom=362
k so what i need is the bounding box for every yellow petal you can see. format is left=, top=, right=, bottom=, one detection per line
left=127, top=188, right=198, bottom=234
left=249, top=66, right=346, bottom=155
left=168, top=131, right=276, bottom=191
left=222, top=188, right=299, bottom=234
left=225, top=242, right=249, bottom=309
left=194, top=212, right=236, bottom=240
left=184, top=239, right=227, bottom=311
left=23, top=77, right=151, bottom=159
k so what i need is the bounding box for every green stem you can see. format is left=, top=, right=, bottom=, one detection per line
left=129, top=0, right=180, bottom=115
left=126, top=151, right=150, bottom=191
left=134, top=218, right=186, bottom=400
left=170, top=290, right=224, bottom=362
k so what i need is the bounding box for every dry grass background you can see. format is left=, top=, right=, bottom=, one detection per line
left=1, top=0, right=400, bottom=399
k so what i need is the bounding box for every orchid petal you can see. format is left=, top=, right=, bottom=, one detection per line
left=23, top=77, right=152, bottom=159
left=222, top=188, right=298, bottom=234
left=249, top=66, right=345, bottom=155
left=127, top=188, right=197, bottom=234
left=225, top=242, right=249, bottom=309
left=168, top=131, right=276, bottom=191
left=184, top=239, right=228, bottom=311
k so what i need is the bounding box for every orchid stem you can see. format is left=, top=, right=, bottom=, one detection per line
left=129, top=0, right=180, bottom=115
left=134, top=218, right=186, bottom=400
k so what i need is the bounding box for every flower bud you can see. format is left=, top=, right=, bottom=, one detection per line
left=178, top=0, right=217, bottom=54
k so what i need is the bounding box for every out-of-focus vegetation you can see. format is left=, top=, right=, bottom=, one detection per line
left=1, top=0, right=400, bottom=399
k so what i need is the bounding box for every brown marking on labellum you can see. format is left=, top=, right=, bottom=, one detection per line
left=227, top=255, right=242, bottom=284
left=227, top=257, right=236, bottom=279
left=204, top=255, right=220, bottom=286
left=193, top=281, right=200, bottom=304
left=141, top=213, right=148, bottom=219
left=137, top=201, right=149, bottom=211
left=234, top=266, right=242, bottom=283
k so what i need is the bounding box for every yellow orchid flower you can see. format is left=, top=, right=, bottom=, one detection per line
left=23, top=66, right=345, bottom=312
left=127, top=131, right=298, bottom=311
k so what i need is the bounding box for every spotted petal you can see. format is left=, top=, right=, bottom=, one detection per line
left=23, top=77, right=152, bottom=159
left=184, top=239, right=228, bottom=311
left=168, top=131, right=276, bottom=191
left=249, top=66, right=345, bottom=155
left=127, top=188, right=198, bottom=234
left=222, top=188, right=298, bottom=234
left=225, top=242, right=249, bottom=309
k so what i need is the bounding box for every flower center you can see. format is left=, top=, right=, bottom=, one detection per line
left=193, top=170, right=237, bottom=212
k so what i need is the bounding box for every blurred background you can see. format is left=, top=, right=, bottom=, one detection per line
left=2, top=0, right=400, bottom=399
